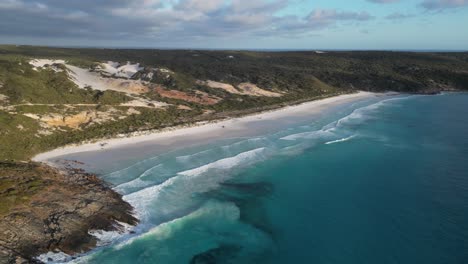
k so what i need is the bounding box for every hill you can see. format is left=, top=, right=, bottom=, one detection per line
left=1, top=46, right=466, bottom=160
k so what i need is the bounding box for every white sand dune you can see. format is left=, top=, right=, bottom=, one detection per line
left=97, top=61, right=144, bottom=79
left=30, top=59, right=66, bottom=72
left=29, top=59, right=156, bottom=95
left=199, top=80, right=282, bottom=97
left=66, top=64, right=149, bottom=94
left=29, top=59, right=66, bottom=68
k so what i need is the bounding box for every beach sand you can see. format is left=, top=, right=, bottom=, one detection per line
left=33, top=92, right=377, bottom=171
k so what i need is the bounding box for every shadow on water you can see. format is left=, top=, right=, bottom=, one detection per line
left=195, top=180, right=278, bottom=263
left=190, top=245, right=242, bottom=264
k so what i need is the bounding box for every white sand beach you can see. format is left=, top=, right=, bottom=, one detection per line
left=33, top=92, right=377, bottom=164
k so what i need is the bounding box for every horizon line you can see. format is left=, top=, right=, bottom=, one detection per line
left=1, top=43, right=467, bottom=53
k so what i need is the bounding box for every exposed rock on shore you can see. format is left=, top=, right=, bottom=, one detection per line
left=0, top=162, right=138, bottom=263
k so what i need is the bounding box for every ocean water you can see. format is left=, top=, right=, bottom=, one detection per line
left=69, top=93, right=468, bottom=264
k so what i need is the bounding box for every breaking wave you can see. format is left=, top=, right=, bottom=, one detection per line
left=325, top=135, right=357, bottom=145
left=62, top=94, right=416, bottom=264
left=179, top=147, right=266, bottom=176
left=280, top=96, right=409, bottom=142
left=75, top=201, right=273, bottom=264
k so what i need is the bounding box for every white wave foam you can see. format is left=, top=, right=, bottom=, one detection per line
left=78, top=199, right=274, bottom=264
left=334, top=100, right=387, bottom=128
left=335, top=110, right=364, bottom=127
left=103, top=155, right=160, bottom=179
left=115, top=164, right=175, bottom=194
left=279, top=144, right=307, bottom=156
left=88, top=221, right=135, bottom=247
left=176, top=138, right=267, bottom=166
left=138, top=163, right=164, bottom=178
left=115, top=177, right=147, bottom=193
left=178, top=147, right=266, bottom=176
left=336, top=96, right=413, bottom=126
left=325, top=135, right=356, bottom=145
left=36, top=251, right=71, bottom=263
left=280, top=128, right=334, bottom=141
left=176, top=149, right=213, bottom=163
left=114, top=201, right=240, bottom=251
left=123, top=176, right=178, bottom=208
left=281, top=96, right=412, bottom=142
left=220, top=137, right=265, bottom=151
left=122, top=147, right=267, bottom=221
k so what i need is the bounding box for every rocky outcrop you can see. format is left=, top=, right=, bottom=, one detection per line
left=0, top=162, right=138, bottom=264
left=44, top=111, right=96, bottom=129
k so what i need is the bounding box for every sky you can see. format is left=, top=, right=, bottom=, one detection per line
left=0, top=0, right=467, bottom=50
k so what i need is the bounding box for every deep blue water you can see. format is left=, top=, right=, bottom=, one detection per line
left=68, top=93, right=468, bottom=264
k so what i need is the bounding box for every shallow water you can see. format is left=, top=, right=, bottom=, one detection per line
left=61, top=93, right=468, bottom=264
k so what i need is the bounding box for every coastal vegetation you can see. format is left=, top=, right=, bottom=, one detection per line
left=0, top=45, right=467, bottom=262
left=1, top=45, right=467, bottom=161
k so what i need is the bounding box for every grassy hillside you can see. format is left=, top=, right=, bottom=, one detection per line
left=0, top=45, right=467, bottom=161
left=0, top=55, right=129, bottom=104
left=2, top=45, right=467, bottom=93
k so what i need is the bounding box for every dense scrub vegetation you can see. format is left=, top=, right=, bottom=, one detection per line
left=2, top=45, right=467, bottom=94
left=0, top=45, right=467, bottom=161
left=0, top=161, right=45, bottom=215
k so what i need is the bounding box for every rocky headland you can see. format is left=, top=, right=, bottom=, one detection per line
left=0, top=161, right=138, bottom=264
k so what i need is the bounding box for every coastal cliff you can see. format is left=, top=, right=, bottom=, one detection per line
left=0, top=162, right=138, bottom=263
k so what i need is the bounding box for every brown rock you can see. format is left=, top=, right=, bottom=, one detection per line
left=0, top=162, right=138, bottom=263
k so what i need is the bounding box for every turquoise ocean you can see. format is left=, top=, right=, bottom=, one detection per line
left=68, top=93, right=468, bottom=264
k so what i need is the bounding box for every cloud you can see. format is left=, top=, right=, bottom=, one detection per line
left=420, top=0, right=468, bottom=10
left=385, top=12, right=415, bottom=20
left=305, top=9, right=373, bottom=29
left=177, top=0, right=225, bottom=13
left=367, top=0, right=400, bottom=3
left=308, top=9, right=373, bottom=22
left=0, top=0, right=375, bottom=45
left=230, top=0, right=288, bottom=12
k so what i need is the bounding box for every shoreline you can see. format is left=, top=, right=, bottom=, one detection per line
left=33, top=91, right=377, bottom=163
left=22, top=91, right=378, bottom=262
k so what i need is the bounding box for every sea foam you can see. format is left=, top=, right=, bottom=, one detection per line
left=178, top=147, right=266, bottom=176
left=280, top=97, right=406, bottom=141
left=325, top=135, right=356, bottom=145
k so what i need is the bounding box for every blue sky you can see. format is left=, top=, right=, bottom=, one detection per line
left=0, top=0, right=467, bottom=50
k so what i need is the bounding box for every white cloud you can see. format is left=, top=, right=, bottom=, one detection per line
left=0, top=0, right=376, bottom=44
left=178, top=0, right=225, bottom=12
left=421, top=0, right=468, bottom=9
left=367, top=0, right=400, bottom=3
left=385, top=12, right=415, bottom=20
